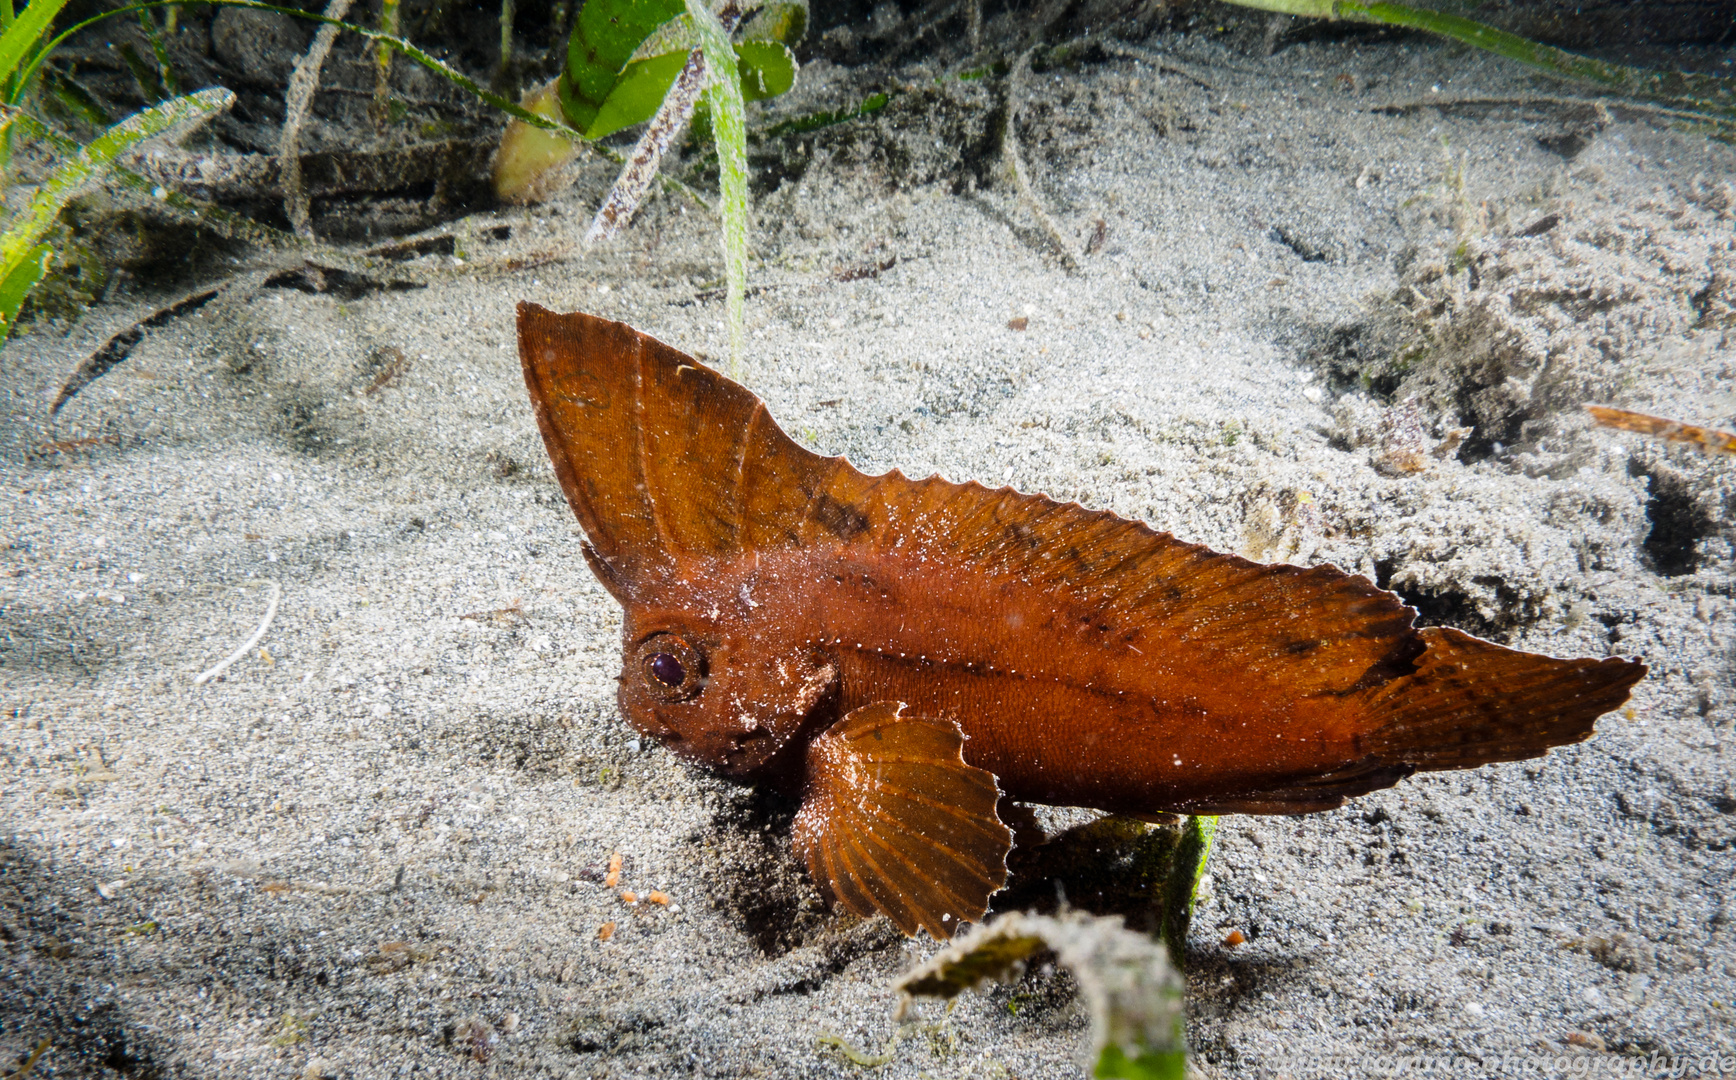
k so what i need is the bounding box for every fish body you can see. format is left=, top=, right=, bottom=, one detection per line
left=519, top=304, right=1646, bottom=939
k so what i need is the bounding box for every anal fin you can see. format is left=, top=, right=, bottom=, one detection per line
left=792, top=702, right=1011, bottom=940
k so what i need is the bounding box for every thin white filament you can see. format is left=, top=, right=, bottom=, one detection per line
left=195, top=581, right=282, bottom=685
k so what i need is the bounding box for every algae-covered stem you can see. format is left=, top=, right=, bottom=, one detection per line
left=583, top=51, right=711, bottom=245
left=496, top=0, right=515, bottom=91
left=685, top=0, right=750, bottom=376
left=371, top=0, right=400, bottom=126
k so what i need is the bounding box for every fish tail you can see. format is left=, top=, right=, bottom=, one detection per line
left=1363, top=626, right=1645, bottom=771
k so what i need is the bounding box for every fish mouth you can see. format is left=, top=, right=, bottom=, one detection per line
left=714, top=728, right=781, bottom=776
left=643, top=722, right=776, bottom=777
left=646, top=651, right=843, bottom=779
left=725, top=696, right=845, bottom=781
left=714, top=702, right=836, bottom=780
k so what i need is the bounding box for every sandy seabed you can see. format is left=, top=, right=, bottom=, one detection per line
left=3, top=25, right=1734, bottom=1080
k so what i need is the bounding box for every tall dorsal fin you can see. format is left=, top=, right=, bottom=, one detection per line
left=520, top=304, right=879, bottom=597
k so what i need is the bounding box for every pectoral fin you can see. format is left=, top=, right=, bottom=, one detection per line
left=792, top=702, right=1011, bottom=940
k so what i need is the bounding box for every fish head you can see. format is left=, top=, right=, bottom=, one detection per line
left=617, top=591, right=840, bottom=780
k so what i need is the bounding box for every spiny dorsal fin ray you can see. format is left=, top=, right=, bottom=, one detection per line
left=521, top=304, right=764, bottom=587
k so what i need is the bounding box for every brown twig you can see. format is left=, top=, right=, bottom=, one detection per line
left=1587, top=405, right=1736, bottom=456
left=279, top=0, right=354, bottom=239
left=458, top=601, right=528, bottom=625
left=32, top=434, right=123, bottom=457
left=1003, top=48, right=1080, bottom=271
left=495, top=0, right=516, bottom=92
left=52, top=283, right=232, bottom=415
left=364, top=346, right=412, bottom=395
left=11, top=1035, right=51, bottom=1080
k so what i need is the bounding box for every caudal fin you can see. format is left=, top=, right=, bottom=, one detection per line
left=1364, top=626, right=1645, bottom=771
left=1146, top=627, right=1644, bottom=816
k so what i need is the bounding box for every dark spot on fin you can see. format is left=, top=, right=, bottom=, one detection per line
left=1342, top=634, right=1429, bottom=695
left=811, top=495, right=871, bottom=540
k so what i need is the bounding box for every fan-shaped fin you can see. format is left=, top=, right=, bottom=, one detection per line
left=520, top=304, right=887, bottom=595
left=792, top=702, right=1011, bottom=940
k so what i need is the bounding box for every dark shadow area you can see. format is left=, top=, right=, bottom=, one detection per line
left=0, top=838, right=167, bottom=1079
left=1635, top=462, right=1714, bottom=577
left=697, top=782, right=830, bottom=957
left=992, top=813, right=1185, bottom=936
left=1372, top=560, right=1513, bottom=642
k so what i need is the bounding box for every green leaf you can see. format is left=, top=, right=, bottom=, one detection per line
left=563, top=0, right=685, bottom=134
left=0, top=87, right=233, bottom=298
left=1095, top=1044, right=1188, bottom=1080
left=137, top=8, right=182, bottom=96
left=686, top=0, right=747, bottom=373
left=1161, top=814, right=1216, bottom=966
left=632, top=11, right=696, bottom=58
left=758, top=90, right=889, bottom=139
left=0, top=240, right=50, bottom=337
left=0, top=0, right=70, bottom=101
left=734, top=39, right=794, bottom=102
left=47, top=70, right=115, bottom=129
left=118, top=40, right=168, bottom=103
left=570, top=2, right=801, bottom=139
left=581, top=34, right=796, bottom=138
left=586, top=48, right=689, bottom=139
left=737, top=0, right=806, bottom=45
left=1221, top=0, right=1736, bottom=120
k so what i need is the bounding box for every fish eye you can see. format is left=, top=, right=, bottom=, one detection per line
left=635, top=634, right=705, bottom=701
left=648, top=652, right=685, bottom=687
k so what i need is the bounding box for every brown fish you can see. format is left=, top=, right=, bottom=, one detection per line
left=518, top=304, right=1645, bottom=940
